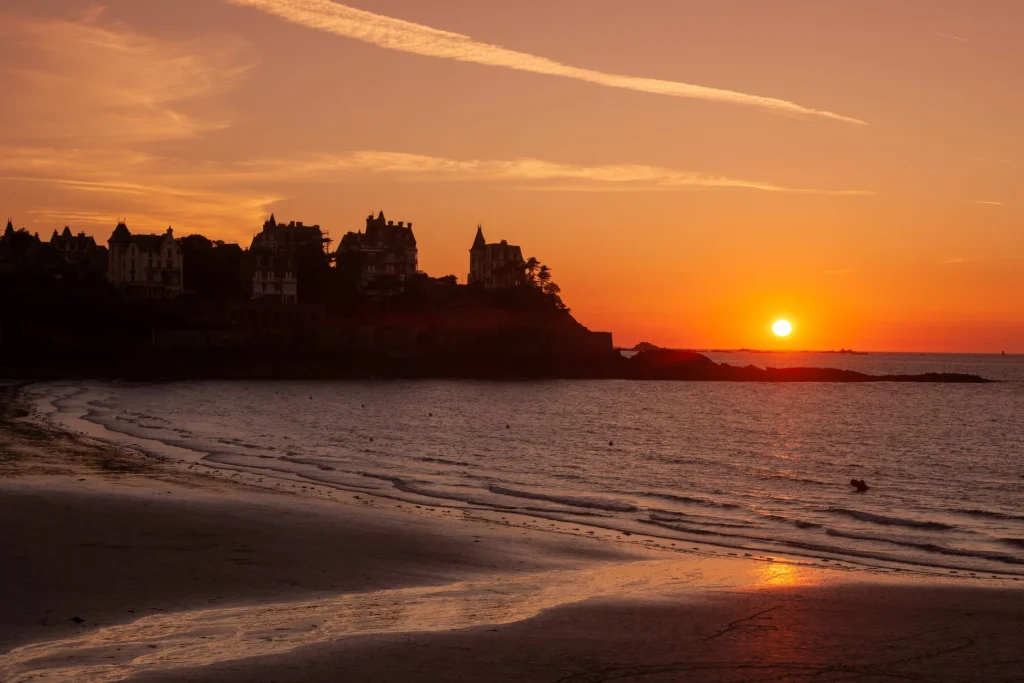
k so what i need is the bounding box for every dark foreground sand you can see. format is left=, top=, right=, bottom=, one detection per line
left=2, top=397, right=1023, bottom=682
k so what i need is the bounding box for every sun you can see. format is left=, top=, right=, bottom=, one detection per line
left=773, top=319, right=793, bottom=337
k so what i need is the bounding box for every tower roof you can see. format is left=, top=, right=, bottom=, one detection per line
left=471, top=225, right=486, bottom=251
left=109, top=221, right=132, bottom=244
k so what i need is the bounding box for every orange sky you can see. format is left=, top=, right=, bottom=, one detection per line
left=1, top=0, right=1021, bottom=352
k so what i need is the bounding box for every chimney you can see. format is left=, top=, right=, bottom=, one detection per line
left=407, top=223, right=413, bottom=229
left=398, top=221, right=404, bottom=227
left=388, top=221, right=394, bottom=226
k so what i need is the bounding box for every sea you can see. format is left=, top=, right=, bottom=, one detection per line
left=26, top=352, right=1024, bottom=577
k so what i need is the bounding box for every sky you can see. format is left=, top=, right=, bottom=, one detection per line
left=1, top=0, right=1021, bottom=352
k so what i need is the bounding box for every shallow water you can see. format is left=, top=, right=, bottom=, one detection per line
left=32, top=352, right=1024, bottom=576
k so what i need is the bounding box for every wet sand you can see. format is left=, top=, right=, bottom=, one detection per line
left=142, top=584, right=1024, bottom=683
left=2, top=394, right=1023, bottom=682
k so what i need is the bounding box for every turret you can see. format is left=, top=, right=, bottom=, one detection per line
left=109, top=220, right=132, bottom=244
left=471, top=224, right=486, bottom=251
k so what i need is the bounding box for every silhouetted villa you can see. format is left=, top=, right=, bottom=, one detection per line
left=336, top=211, right=418, bottom=292
left=50, top=226, right=108, bottom=277
left=249, top=214, right=326, bottom=253
left=250, top=246, right=296, bottom=304
left=247, top=215, right=327, bottom=303
left=469, top=226, right=524, bottom=288
left=107, top=222, right=183, bottom=299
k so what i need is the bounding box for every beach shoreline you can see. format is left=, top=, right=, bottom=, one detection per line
left=2, top=384, right=1023, bottom=682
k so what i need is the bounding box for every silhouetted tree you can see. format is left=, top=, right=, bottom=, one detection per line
left=517, top=258, right=568, bottom=312
left=177, top=234, right=246, bottom=301
left=524, top=257, right=540, bottom=284
left=536, top=264, right=551, bottom=288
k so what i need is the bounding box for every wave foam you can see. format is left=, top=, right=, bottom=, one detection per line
left=489, top=486, right=636, bottom=513
left=823, top=508, right=955, bottom=531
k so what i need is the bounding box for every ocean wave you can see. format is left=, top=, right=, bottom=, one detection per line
left=1000, top=538, right=1024, bottom=550
left=953, top=508, right=1024, bottom=522
left=757, top=513, right=823, bottom=530
left=279, top=456, right=336, bottom=472
left=643, top=520, right=727, bottom=537
left=489, top=486, right=637, bottom=513
left=823, top=508, right=955, bottom=531
left=648, top=512, right=756, bottom=530
left=116, top=411, right=171, bottom=425
left=640, top=492, right=741, bottom=510
left=420, top=457, right=473, bottom=467
left=825, top=529, right=1024, bottom=566
left=215, top=437, right=268, bottom=451
left=762, top=473, right=830, bottom=486
left=645, top=519, right=1024, bottom=574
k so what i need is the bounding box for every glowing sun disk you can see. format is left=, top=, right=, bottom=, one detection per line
left=773, top=320, right=793, bottom=337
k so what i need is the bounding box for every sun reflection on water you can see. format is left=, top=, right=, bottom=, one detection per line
left=0, top=556, right=828, bottom=683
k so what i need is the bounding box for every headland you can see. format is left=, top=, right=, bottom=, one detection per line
left=1, top=217, right=991, bottom=383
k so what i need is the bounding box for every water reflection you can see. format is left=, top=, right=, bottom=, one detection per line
left=756, top=560, right=812, bottom=587
left=1, top=556, right=832, bottom=683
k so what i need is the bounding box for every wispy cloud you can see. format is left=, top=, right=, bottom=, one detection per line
left=0, top=148, right=875, bottom=196
left=824, top=268, right=859, bottom=275
left=969, top=200, right=1003, bottom=206
left=0, top=10, right=256, bottom=143
left=223, top=0, right=865, bottom=125
left=226, top=150, right=876, bottom=195
left=941, top=258, right=964, bottom=265
left=0, top=146, right=873, bottom=239
left=0, top=147, right=280, bottom=239
left=934, top=31, right=968, bottom=43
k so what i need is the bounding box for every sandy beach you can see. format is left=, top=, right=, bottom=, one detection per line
left=2, top=386, right=1023, bottom=682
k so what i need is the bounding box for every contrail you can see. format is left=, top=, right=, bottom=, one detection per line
left=224, top=0, right=866, bottom=125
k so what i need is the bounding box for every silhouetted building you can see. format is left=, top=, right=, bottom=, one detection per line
left=49, top=226, right=108, bottom=279
left=247, top=215, right=327, bottom=303
left=250, top=214, right=326, bottom=253
left=177, top=235, right=247, bottom=301
left=336, top=211, right=418, bottom=292
left=0, top=220, right=16, bottom=277
left=250, top=247, right=296, bottom=303
left=107, top=222, right=183, bottom=299
left=468, top=226, right=524, bottom=288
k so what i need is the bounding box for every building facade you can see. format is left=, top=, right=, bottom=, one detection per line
left=49, top=226, right=108, bottom=278
left=249, top=214, right=326, bottom=253
left=250, top=247, right=297, bottom=303
left=336, top=211, right=418, bottom=292
left=468, top=226, right=524, bottom=288
left=107, top=222, right=183, bottom=299
left=247, top=215, right=326, bottom=303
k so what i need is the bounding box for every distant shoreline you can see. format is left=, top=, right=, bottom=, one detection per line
left=624, top=346, right=1017, bottom=356
left=0, top=348, right=994, bottom=383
